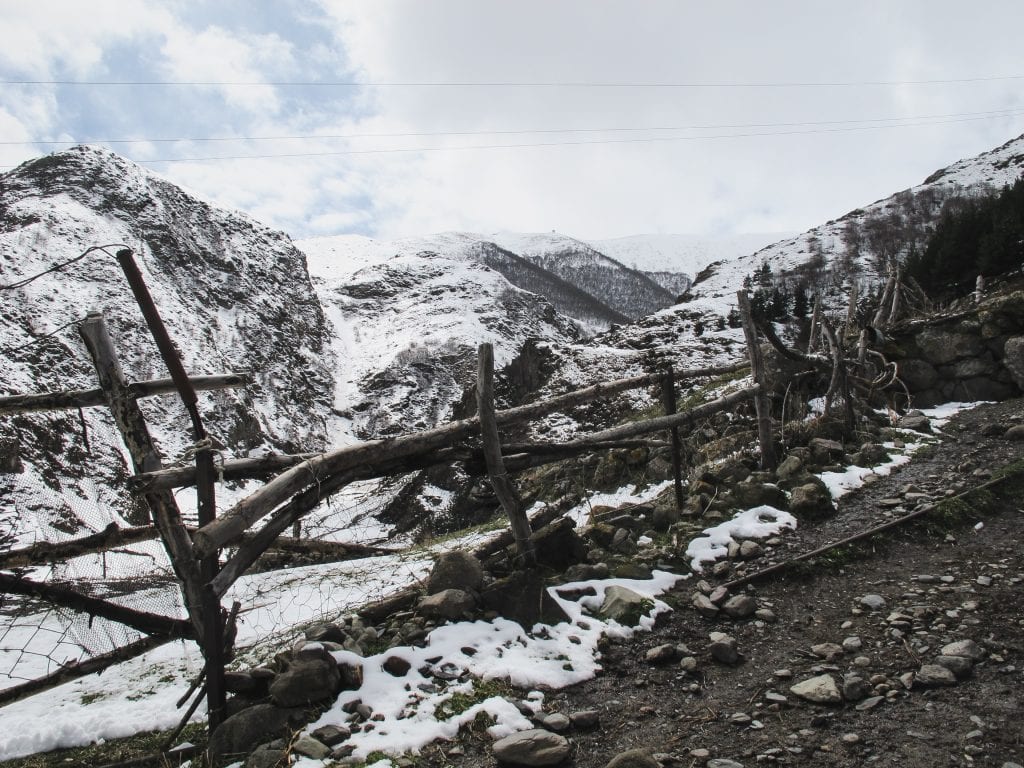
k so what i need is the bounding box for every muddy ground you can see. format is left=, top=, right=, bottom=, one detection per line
left=419, top=398, right=1024, bottom=768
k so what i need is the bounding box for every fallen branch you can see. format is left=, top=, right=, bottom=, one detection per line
left=0, top=635, right=172, bottom=708
left=0, top=523, right=159, bottom=569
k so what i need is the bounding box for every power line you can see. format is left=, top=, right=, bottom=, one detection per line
left=3, top=107, right=1021, bottom=147
left=3, top=75, right=1024, bottom=88
left=0, top=244, right=129, bottom=291
left=0, top=110, right=1021, bottom=171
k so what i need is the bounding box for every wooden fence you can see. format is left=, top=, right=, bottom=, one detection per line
left=2, top=250, right=794, bottom=735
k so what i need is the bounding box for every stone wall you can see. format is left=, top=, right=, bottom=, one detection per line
left=888, top=290, right=1024, bottom=407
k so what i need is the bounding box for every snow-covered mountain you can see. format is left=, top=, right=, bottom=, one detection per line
left=0, top=146, right=335, bottom=548
left=589, top=232, right=792, bottom=278
left=689, top=133, right=1024, bottom=305
left=300, top=230, right=691, bottom=336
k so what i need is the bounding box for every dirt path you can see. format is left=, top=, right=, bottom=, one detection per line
left=421, top=399, right=1024, bottom=768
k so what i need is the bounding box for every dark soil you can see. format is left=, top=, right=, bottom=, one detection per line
left=421, top=398, right=1024, bottom=768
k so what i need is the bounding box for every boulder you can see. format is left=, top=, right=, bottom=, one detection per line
left=428, top=550, right=484, bottom=594
left=916, top=328, right=983, bottom=364
left=915, top=664, right=957, bottom=687
left=418, top=588, right=477, bottom=620
left=790, top=481, right=834, bottom=519
left=208, top=704, right=303, bottom=766
left=481, top=570, right=570, bottom=628
left=531, top=518, right=588, bottom=569
left=598, top=585, right=649, bottom=625
left=1004, top=336, right=1024, bottom=389
left=730, top=480, right=788, bottom=510
left=897, top=359, right=939, bottom=391
left=269, top=656, right=341, bottom=708
left=492, top=728, right=570, bottom=766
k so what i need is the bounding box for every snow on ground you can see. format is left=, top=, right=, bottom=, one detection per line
left=0, top=402, right=990, bottom=761
left=819, top=402, right=986, bottom=499
left=685, top=506, right=797, bottom=573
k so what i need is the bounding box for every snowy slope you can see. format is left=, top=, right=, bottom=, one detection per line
left=589, top=232, right=792, bottom=277
left=0, top=147, right=335, bottom=548
left=689, top=132, right=1024, bottom=305
left=302, top=230, right=681, bottom=333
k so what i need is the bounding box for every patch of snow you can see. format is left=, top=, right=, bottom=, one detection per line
left=685, top=505, right=797, bottom=573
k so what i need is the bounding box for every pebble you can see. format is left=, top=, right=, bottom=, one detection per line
left=859, top=594, right=886, bottom=610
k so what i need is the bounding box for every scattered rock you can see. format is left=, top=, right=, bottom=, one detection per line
left=915, top=664, right=957, bottom=687
left=540, top=713, right=571, bottom=732
left=492, top=728, right=571, bottom=766
left=940, top=639, right=985, bottom=661
left=418, top=588, right=476, bottom=620
left=269, top=656, right=341, bottom=707
left=859, top=594, right=887, bottom=611
left=789, top=674, right=843, bottom=704
left=207, top=704, right=303, bottom=766
left=291, top=735, right=331, bottom=760
left=708, top=633, right=741, bottom=665
left=604, top=748, right=660, bottom=768
left=599, top=586, right=650, bottom=625
left=645, top=643, right=679, bottom=664
left=721, top=595, right=757, bottom=619
left=569, top=709, right=601, bottom=730
left=692, top=592, right=720, bottom=618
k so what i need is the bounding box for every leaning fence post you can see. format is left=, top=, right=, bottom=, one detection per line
left=736, top=291, right=778, bottom=471
left=112, top=248, right=226, bottom=731
left=659, top=364, right=685, bottom=508
left=78, top=313, right=207, bottom=636
left=476, top=343, right=536, bottom=567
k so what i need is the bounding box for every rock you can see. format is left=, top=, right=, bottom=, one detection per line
left=916, top=328, right=982, bottom=365
left=610, top=527, right=637, bottom=555
left=599, top=585, right=649, bottom=624
left=842, top=636, right=863, bottom=653
left=569, top=709, right=601, bottom=730
left=810, top=643, right=844, bottom=661
left=789, top=482, right=834, bottom=518
left=604, top=748, right=660, bottom=768
left=1004, top=336, right=1024, bottom=389
left=708, top=585, right=730, bottom=604
left=382, top=655, right=412, bottom=677
left=652, top=505, right=681, bottom=531
left=645, top=643, right=679, bottom=664
left=775, top=454, right=803, bottom=480
left=309, top=724, right=350, bottom=747
left=915, top=664, right=957, bottom=687
left=269, top=657, right=341, bottom=707
left=731, top=479, right=788, bottom=509
left=1004, top=425, right=1024, bottom=441
left=246, top=745, right=289, bottom=768
left=721, top=595, right=757, bottom=619
left=789, top=674, right=843, bottom=704
left=418, top=588, right=476, bottom=620
left=305, top=622, right=347, bottom=644
left=679, top=656, right=699, bottom=673
left=208, top=704, right=304, bottom=766
left=941, top=639, right=985, bottom=661
left=691, top=592, right=720, bottom=618
left=755, top=608, right=777, bottom=623
left=738, top=540, right=763, bottom=559
left=855, top=695, right=884, bottom=711
left=859, top=594, right=886, bottom=610
left=492, top=728, right=571, bottom=766
left=899, top=414, right=932, bottom=433
left=934, top=655, right=974, bottom=678
left=708, top=633, right=741, bottom=665
left=530, top=518, right=588, bottom=569
left=292, top=735, right=331, bottom=760
left=428, top=550, right=485, bottom=594
left=707, top=760, right=745, bottom=768
left=842, top=675, right=871, bottom=702
left=540, top=713, right=571, bottom=732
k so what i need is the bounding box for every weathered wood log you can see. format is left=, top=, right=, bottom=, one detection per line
left=0, top=374, right=248, bottom=416
left=872, top=268, right=898, bottom=330
left=0, top=523, right=159, bottom=570
left=0, top=635, right=172, bottom=708
left=131, top=452, right=318, bottom=493
left=358, top=585, right=421, bottom=623
left=0, top=573, right=194, bottom=639
left=843, top=281, right=860, bottom=338
left=807, top=292, right=822, bottom=353
left=207, top=448, right=465, bottom=597
left=192, top=361, right=748, bottom=558
left=556, top=385, right=759, bottom=447
left=477, top=343, right=536, bottom=566
left=736, top=291, right=778, bottom=470
left=79, top=313, right=206, bottom=638
left=660, top=365, right=685, bottom=508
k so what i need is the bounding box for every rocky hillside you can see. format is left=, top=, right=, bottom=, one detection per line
left=689, top=132, right=1024, bottom=308
left=0, top=146, right=335, bottom=542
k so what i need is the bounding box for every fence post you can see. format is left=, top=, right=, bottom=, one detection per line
left=476, top=343, right=536, bottom=567
left=78, top=313, right=207, bottom=637
left=659, top=364, right=685, bottom=508
left=736, top=291, right=778, bottom=471
left=111, top=248, right=225, bottom=731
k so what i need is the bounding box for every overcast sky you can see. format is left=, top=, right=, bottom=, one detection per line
left=1, top=1, right=1022, bottom=241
